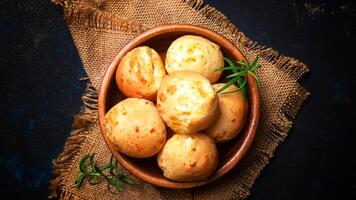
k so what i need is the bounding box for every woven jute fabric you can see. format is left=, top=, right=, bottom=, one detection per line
left=49, top=0, right=310, bottom=199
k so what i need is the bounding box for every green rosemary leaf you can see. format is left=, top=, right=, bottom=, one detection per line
left=250, top=55, right=259, bottom=70
left=88, top=176, right=102, bottom=185
left=226, top=71, right=246, bottom=79
left=110, top=160, right=120, bottom=177
left=107, top=177, right=123, bottom=194
left=107, top=155, right=116, bottom=176
left=76, top=153, right=133, bottom=194
left=220, top=78, right=247, bottom=94
left=109, top=154, right=115, bottom=164
left=75, top=173, right=86, bottom=188
left=249, top=64, right=260, bottom=72
left=235, top=60, right=248, bottom=66
left=216, top=78, right=236, bottom=93
left=115, top=164, right=122, bottom=176
left=223, top=57, right=236, bottom=67
left=238, top=78, right=248, bottom=97
left=240, top=79, right=248, bottom=99
left=109, top=166, right=116, bottom=177
left=99, top=163, right=112, bottom=171
left=237, top=77, right=247, bottom=89
left=225, top=57, right=240, bottom=73
left=96, top=168, right=107, bottom=177
left=89, top=154, right=97, bottom=172
left=217, top=55, right=261, bottom=95
left=214, top=66, right=237, bottom=71
left=79, top=154, right=91, bottom=175
left=120, top=176, right=134, bottom=185
left=107, top=182, right=120, bottom=195
left=112, top=180, right=124, bottom=191
left=88, top=154, right=102, bottom=176
left=249, top=72, right=261, bottom=88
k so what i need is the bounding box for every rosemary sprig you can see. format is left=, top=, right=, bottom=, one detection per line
left=215, top=55, right=261, bottom=96
left=75, top=153, right=133, bottom=194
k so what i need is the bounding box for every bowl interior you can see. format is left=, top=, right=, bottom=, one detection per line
left=99, top=25, right=260, bottom=189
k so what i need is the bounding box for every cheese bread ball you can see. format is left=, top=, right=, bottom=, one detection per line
left=157, top=71, right=218, bottom=134
left=116, top=46, right=166, bottom=101
left=104, top=98, right=167, bottom=158
left=204, top=83, right=248, bottom=143
left=157, top=133, right=218, bottom=181
left=165, top=35, right=224, bottom=83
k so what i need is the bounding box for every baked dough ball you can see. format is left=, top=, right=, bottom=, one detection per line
left=157, top=133, right=218, bottom=181
left=116, top=46, right=166, bottom=101
left=204, top=83, right=248, bottom=143
left=104, top=98, right=167, bottom=158
left=165, top=35, right=224, bottom=83
left=157, top=71, right=218, bottom=134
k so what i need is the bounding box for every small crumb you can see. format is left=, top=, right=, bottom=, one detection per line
left=158, top=93, right=166, bottom=102
left=304, top=3, right=321, bottom=16
left=182, top=111, right=191, bottom=115
left=340, top=5, right=348, bottom=10
left=166, top=85, right=177, bottom=95
left=169, top=115, right=178, bottom=120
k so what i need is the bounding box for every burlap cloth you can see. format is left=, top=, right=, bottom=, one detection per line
left=49, top=0, right=310, bottom=199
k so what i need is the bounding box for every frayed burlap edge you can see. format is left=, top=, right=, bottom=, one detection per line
left=49, top=82, right=98, bottom=199
left=49, top=0, right=310, bottom=199
left=52, top=0, right=146, bottom=33
left=53, top=0, right=309, bottom=80
left=235, top=85, right=309, bottom=199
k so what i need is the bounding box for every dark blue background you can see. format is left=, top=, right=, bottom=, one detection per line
left=0, top=0, right=355, bottom=199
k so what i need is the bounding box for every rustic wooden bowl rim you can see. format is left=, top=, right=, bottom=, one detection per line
left=98, top=24, right=260, bottom=189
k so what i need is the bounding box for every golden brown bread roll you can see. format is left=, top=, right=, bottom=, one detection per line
left=157, top=71, right=218, bottom=134
left=165, top=35, right=224, bottom=83
left=204, top=83, right=248, bottom=143
left=116, top=46, right=166, bottom=101
left=104, top=98, right=166, bottom=158
left=157, top=133, right=218, bottom=181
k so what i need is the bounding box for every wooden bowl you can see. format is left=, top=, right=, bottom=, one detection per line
left=98, top=24, right=260, bottom=189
